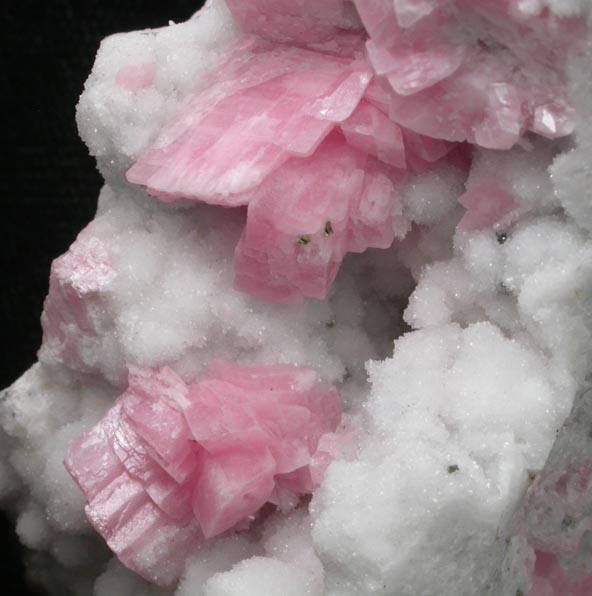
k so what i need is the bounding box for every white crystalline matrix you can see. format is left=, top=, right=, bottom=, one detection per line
left=2, top=1, right=592, bottom=595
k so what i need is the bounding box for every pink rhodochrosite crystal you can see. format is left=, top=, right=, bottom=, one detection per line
left=458, top=178, right=518, bottom=230
left=502, top=389, right=592, bottom=596
left=225, top=0, right=363, bottom=43
left=39, top=231, right=122, bottom=383
left=530, top=552, right=592, bottom=596
left=65, top=361, right=342, bottom=586
left=126, top=36, right=373, bottom=203
left=4, top=1, right=592, bottom=595
left=234, top=132, right=407, bottom=302
left=356, top=0, right=583, bottom=148
left=125, top=0, right=581, bottom=304
left=126, top=34, right=413, bottom=303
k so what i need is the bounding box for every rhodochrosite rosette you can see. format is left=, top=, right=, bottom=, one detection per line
left=2, top=1, right=592, bottom=595
left=65, top=363, right=342, bottom=587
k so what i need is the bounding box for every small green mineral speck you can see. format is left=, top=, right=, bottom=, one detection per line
left=297, top=235, right=311, bottom=245
left=447, top=464, right=460, bottom=474
left=343, top=367, right=352, bottom=381
left=496, top=232, right=508, bottom=245
left=324, top=221, right=334, bottom=237
left=326, top=318, right=337, bottom=328
left=516, top=590, right=524, bottom=596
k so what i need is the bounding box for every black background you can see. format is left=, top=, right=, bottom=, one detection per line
left=1, top=2, right=205, bottom=593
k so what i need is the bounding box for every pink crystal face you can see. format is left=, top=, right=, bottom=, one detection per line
left=458, top=178, right=518, bottom=230
left=39, top=232, right=121, bottom=383
left=506, top=384, right=592, bottom=596
left=234, top=132, right=407, bottom=303
left=356, top=0, right=583, bottom=149
left=115, top=62, right=157, bottom=92
left=50, top=1, right=589, bottom=593
left=125, top=0, right=581, bottom=305
left=126, top=35, right=412, bottom=303
left=529, top=552, right=592, bottom=596
left=126, top=36, right=373, bottom=203
left=65, top=362, right=342, bottom=586
left=225, top=0, right=363, bottom=43
left=525, top=455, right=592, bottom=596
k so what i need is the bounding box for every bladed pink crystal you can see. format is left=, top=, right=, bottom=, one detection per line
left=233, top=132, right=406, bottom=303
left=51, top=0, right=590, bottom=592
left=458, top=178, right=518, bottom=230
left=340, top=100, right=406, bottom=169
left=122, top=0, right=582, bottom=304
left=65, top=362, right=342, bottom=585
left=355, top=0, right=583, bottom=148
left=225, top=0, right=362, bottom=44
left=126, top=36, right=372, bottom=204
left=126, top=33, right=418, bottom=303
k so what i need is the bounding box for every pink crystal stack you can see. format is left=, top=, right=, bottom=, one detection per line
left=65, top=362, right=341, bottom=587
left=126, top=0, right=582, bottom=304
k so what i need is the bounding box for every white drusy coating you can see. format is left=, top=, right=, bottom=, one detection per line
left=2, top=1, right=592, bottom=595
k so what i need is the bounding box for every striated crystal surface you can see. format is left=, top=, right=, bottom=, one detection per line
left=126, top=0, right=582, bottom=304
left=2, top=0, right=592, bottom=595
left=356, top=0, right=583, bottom=149
left=65, top=362, right=342, bottom=586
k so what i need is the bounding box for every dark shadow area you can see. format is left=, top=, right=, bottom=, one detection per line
left=0, top=512, right=36, bottom=596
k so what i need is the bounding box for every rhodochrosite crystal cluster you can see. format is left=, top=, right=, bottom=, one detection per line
left=2, top=1, right=592, bottom=595
left=125, top=0, right=583, bottom=303
left=65, top=362, right=342, bottom=587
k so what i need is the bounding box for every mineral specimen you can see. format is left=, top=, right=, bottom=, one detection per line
left=65, top=363, right=342, bottom=587
left=2, top=1, right=592, bottom=595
